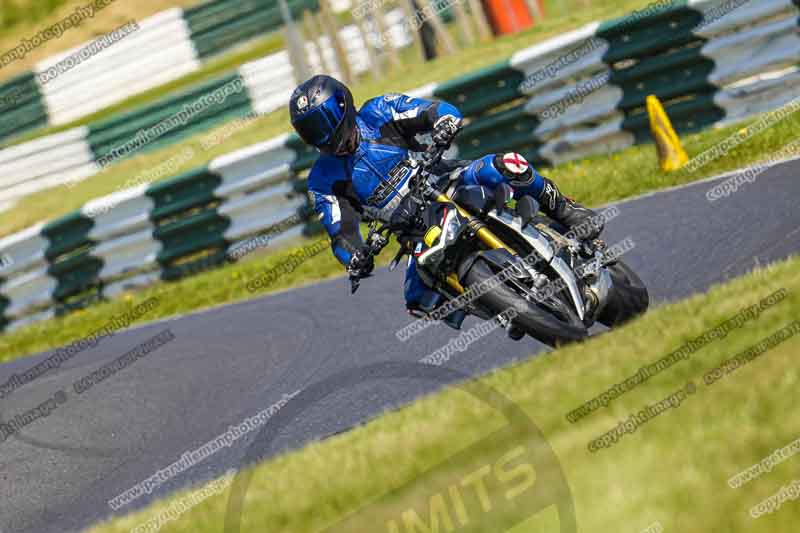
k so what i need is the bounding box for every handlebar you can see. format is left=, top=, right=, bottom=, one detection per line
left=407, top=143, right=450, bottom=201
left=419, top=143, right=449, bottom=173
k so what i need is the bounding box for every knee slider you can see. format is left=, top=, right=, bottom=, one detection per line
left=493, top=152, right=534, bottom=186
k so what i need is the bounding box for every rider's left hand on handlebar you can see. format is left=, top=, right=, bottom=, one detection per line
left=367, top=233, right=389, bottom=255
left=432, top=115, right=461, bottom=146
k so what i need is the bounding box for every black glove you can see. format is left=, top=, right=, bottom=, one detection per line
left=366, top=233, right=389, bottom=255
left=432, top=115, right=461, bottom=146
left=347, top=248, right=374, bottom=279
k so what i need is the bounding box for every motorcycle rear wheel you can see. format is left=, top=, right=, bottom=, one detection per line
left=597, top=260, right=650, bottom=328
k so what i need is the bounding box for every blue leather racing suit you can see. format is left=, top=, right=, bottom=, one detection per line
left=307, top=93, right=548, bottom=310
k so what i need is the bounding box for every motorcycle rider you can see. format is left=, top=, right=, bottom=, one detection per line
left=289, top=75, right=603, bottom=329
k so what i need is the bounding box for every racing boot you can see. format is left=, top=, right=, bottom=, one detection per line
left=538, top=177, right=604, bottom=240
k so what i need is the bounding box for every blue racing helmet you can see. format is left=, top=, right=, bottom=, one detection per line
left=289, top=75, right=359, bottom=155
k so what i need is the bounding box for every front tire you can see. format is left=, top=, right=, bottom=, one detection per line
left=464, top=259, right=588, bottom=347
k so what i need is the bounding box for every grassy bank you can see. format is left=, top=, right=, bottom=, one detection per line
left=554, top=112, right=800, bottom=209
left=86, top=254, right=800, bottom=533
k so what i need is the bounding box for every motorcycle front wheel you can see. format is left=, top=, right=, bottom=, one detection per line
left=464, top=259, right=588, bottom=347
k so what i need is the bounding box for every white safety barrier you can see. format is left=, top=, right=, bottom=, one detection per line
left=0, top=137, right=309, bottom=333
left=36, top=9, right=202, bottom=126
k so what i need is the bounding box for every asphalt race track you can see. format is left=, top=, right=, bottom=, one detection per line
left=1, top=160, right=798, bottom=533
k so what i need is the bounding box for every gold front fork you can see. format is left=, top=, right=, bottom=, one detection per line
left=435, top=193, right=516, bottom=254
left=436, top=193, right=516, bottom=295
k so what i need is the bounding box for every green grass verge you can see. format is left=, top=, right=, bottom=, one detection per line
left=551, top=113, right=800, bottom=209
left=0, top=0, right=200, bottom=79
left=85, top=254, right=800, bottom=533
left=0, top=0, right=654, bottom=237
left=0, top=0, right=72, bottom=31
left=3, top=103, right=799, bottom=360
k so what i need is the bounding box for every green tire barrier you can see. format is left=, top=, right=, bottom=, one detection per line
left=0, top=72, right=47, bottom=141
left=597, top=2, right=725, bottom=142
left=87, top=73, right=253, bottom=165
left=0, top=134, right=311, bottom=332
left=43, top=216, right=104, bottom=315
left=186, top=0, right=317, bottom=59
left=146, top=167, right=231, bottom=281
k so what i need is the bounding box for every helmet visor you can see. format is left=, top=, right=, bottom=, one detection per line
left=293, top=96, right=345, bottom=148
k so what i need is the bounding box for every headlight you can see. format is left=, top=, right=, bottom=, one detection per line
left=444, top=215, right=460, bottom=244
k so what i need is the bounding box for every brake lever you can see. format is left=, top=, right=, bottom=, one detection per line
left=388, top=246, right=406, bottom=272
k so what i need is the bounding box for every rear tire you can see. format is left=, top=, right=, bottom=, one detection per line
left=597, top=260, right=649, bottom=328
left=464, top=259, right=588, bottom=347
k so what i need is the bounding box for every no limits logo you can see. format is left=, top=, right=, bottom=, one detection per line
left=223, top=361, right=576, bottom=533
